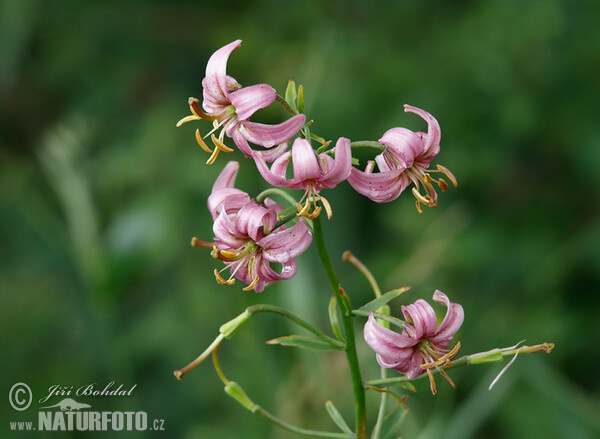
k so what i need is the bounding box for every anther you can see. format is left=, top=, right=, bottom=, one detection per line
left=195, top=129, right=213, bottom=153
left=214, top=269, right=235, bottom=285
left=242, top=275, right=260, bottom=291
left=437, top=178, right=448, bottom=192
left=436, top=164, right=457, bottom=187
left=320, top=196, right=333, bottom=219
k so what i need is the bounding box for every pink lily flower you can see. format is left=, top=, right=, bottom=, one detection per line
left=177, top=40, right=306, bottom=164
left=253, top=137, right=352, bottom=219
left=364, top=290, right=464, bottom=394
left=194, top=161, right=312, bottom=292
left=347, top=105, right=457, bottom=212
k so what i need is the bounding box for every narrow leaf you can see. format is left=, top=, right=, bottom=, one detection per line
left=285, top=80, right=298, bottom=112
left=325, top=401, right=353, bottom=434
left=328, top=296, right=344, bottom=342
left=358, top=287, right=410, bottom=312
left=351, top=310, right=407, bottom=330
left=297, top=85, right=305, bottom=113
left=267, top=335, right=344, bottom=351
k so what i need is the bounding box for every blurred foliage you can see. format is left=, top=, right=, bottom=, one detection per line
left=2, top=0, right=600, bottom=438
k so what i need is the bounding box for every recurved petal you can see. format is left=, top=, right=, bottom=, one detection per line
left=240, top=114, right=306, bottom=147
left=347, top=167, right=408, bottom=203
left=430, top=290, right=464, bottom=344
left=212, top=161, right=240, bottom=193
left=401, top=299, right=438, bottom=340
left=291, top=138, right=321, bottom=182
left=379, top=127, right=423, bottom=169
left=207, top=188, right=250, bottom=219
left=404, top=105, right=441, bottom=155
left=232, top=129, right=259, bottom=158
left=364, top=313, right=417, bottom=354
left=229, top=84, right=276, bottom=121
left=319, top=137, right=352, bottom=187
left=235, top=203, right=277, bottom=242
left=213, top=210, right=247, bottom=249
left=253, top=151, right=292, bottom=188
left=204, top=40, right=242, bottom=103
left=259, top=219, right=312, bottom=263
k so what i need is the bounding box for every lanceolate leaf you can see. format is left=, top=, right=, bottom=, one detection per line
left=267, top=335, right=344, bottom=351
left=325, top=400, right=353, bottom=434
left=358, top=287, right=410, bottom=312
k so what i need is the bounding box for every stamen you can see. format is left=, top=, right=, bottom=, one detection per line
left=218, top=249, right=241, bottom=261
left=437, top=178, right=448, bottom=192
left=427, top=369, right=437, bottom=395
left=188, top=97, right=218, bottom=121
left=191, top=237, right=214, bottom=248
left=212, top=134, right=234, bottom=153
left=415, top=200, right=423, bottom=214
left=297, top=199, right=311, bottom=217
left=412, top=187, right=430, bottom=205
left=319, top=196, right=333, bottom=219
left=176, top=114, right=200, bottom=127
left=242, top=275, right=260, bottom=291
left=247, top=255, right=256, bottom=279
left=424, top=173, right=433, bottom=184
left=302, top=206, right=322, bottom=220
left=206, top=146, right=221, bottom=165
left=438, top=369, right=456, bottom=388
left=195, top=129, right=213, bottom=153
left=420, top=342, right=461, bottom=369
left=214, top=269, right=235, bottom=285
left=436, top=164, right=458, bottom=187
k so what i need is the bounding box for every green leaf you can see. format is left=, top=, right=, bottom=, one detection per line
left=285, top=80, right=298, bottom=112
left=297, top=85, right=305, bottom=113
left=325, top=400, right=353, bottom=434
left=267, top=335, right=344, bottom=351
left=351, top=310, right=407, bottom=330
left=328, top=296, right=344, bottom=342
left=358, top=287, right=410, bottom=312
left=381, top=401, right=410, bottom=439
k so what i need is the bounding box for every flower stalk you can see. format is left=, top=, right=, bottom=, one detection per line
left=313, top=215, right=367, bottom=439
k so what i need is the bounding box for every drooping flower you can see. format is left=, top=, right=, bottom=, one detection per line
left=177, top=40, right=306, bottom=164
left=253, top=137, right=352, bottom=219
left=347, top=105, right=457, bottom=212
left=364, top=290, right=464, bottom=394
left=193, top=161, right=312, bottom=292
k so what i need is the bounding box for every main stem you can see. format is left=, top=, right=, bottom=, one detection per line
left=313, top=216, right=367, bottom=439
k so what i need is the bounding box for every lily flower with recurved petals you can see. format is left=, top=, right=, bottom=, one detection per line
left=253, top=137, right=352, bottom=219
left=193, top=161, right=312, bottom=292
left=177, top=40, right=306, bottom=164
left=347, top=105, right=457, bottom=212
left=364, top=290, right=464, bottom=394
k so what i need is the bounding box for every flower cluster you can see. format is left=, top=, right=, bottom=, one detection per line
left=181, top=40, right=456, bottom=292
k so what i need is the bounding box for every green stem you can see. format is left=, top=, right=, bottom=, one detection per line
left=246, top=304, right=343, bottom=348
left=313, top=216, right=367, bottom=439
left=276, top=94, right=298, bottom=117
left=274, top=210, right=300, bottom=232
left=342, top=250, right=382, bottom=298
left=256, top=188, right=298, bottom=206
left=253, top=406, right=353, bottom=438
left=349, top=140, right=385, bottom=151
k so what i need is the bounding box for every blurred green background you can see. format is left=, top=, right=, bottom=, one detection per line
left=2, top=0, right=599, bottom=437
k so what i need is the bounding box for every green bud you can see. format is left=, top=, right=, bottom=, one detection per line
left=219, top=310, right=251, bottom=338
left=468, top=349, right=503, bottom=364
left=224, top=381, right=255, bottom=411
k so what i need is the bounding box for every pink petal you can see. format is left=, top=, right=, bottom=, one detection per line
left=229, top=84, right=276, bottom=121
left=253, top=151, right=293, bottom=188
left=207, top=188, right=250, bottom=219
left=240, top=114, right=306, bottom=147
left=204, top=40, right=242, bottom=104
left=212, top=161, right=239, bottom=193
left=235, top=203, right=277, bottom=242
left=259, top=219, right=312, bottom=263
left=318, top=137, right=352, bottom=187
left=430, top=290, right=464, bottom=344
left=213, top=210, right=247, bottom=249
left=232, top=129, right=259, bottom=158
left=291, top=138, right=321, bottom=182
left=404, top=105, right=441, bottom=155
left=347, top=167, right=408, bottom=203
left=379, top=128, right=423, bottom=169
left=401, top=299, right=438, bottom=339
